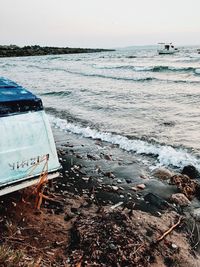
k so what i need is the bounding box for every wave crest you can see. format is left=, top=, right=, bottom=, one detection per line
left=49, top=115, right=200, bottom=170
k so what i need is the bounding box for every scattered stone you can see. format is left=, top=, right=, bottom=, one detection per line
left=144, top=193, right=169, bottom=209
left=104, top=154, right=112, bottom=161
left=16, top=229, right=21, bottom=235
left=117, top=179, right=122, bottom=184
left=112, top=186, right=119, bottom=191
left=87, top=154, right=97, bottom=160
left=170, top=193, right=190, bottom=206
left=82, top=177, right=90, bottom=182
left=171, top=243, right=178, bottom=249
left=131, top=187, right=138, bottom=191
left=126, top=179, right=132, bottom=184
left=192, top=208, right=200, bottom=220
left=182, top=165, right=200, bottom=180
left=95, top=165, right=102, bottom=173
left=152, top=167, right=174, bottom=180
left=137, top=184, right=146, bottom=190
left=104, top=172, right=115, bottom=178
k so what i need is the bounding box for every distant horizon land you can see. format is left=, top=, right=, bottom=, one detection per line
left=1, top=43, right=200, bottom=50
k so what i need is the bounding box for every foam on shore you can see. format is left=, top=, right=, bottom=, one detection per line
left=49, top=115, right=200, bottom=171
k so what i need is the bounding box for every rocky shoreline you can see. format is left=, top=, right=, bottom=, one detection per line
left=0, top=129, right=200, bottom=266
left=0, top=45, right=114, bottom=58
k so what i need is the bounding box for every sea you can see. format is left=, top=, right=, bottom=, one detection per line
left=1, top=45, right=200, bottom=172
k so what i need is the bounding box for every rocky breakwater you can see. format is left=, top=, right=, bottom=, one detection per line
left=0, top=45, right=114, bottom=57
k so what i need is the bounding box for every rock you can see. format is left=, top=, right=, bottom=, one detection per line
left=87, top=154, right=97, bottom=160
left=170, top=193, right=190, bottom=206
left=171, top=243, right=178, bottom=249
left=126, top=179, right=132, bottom=184
left=144, top=193, right=169, bottom=209
left=104, top=154, right=112, bottom=161
left=82, top=177, right=90, bottom=182
left=182, top=165, right=200, bottom=179
left=131, top=187, right=137, bottom=191
left=109, top=243, right=117, bottom=250
left=104, top=172, right=115, bottom=178
left=192, top=208, right=200, bottom=220
left=112, top=186, right=119, bottom=191
left=137, top=184, right=146, bottom=190
left=152, top=167, right=174, bottom=180
left=170, top=174, right=198, bottom=200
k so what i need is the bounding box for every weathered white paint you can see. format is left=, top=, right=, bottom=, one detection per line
left=0, top=110, right=60, bottom=187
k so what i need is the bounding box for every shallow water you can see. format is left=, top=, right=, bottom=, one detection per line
left=1, top=45, right=200, bottom=171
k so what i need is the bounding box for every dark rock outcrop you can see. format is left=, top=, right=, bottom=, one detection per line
left=0, top=45, right=115, bottom=58
left=181, top=165, right=200, bottom=180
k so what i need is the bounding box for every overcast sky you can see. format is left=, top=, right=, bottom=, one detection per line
left=1, top=0, right=200, bottom=48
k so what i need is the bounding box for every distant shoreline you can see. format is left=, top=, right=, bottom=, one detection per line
left=0, top=45, right=115, bottom=58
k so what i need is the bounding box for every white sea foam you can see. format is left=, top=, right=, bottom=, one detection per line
left=49, top=115, right=200, bottom=170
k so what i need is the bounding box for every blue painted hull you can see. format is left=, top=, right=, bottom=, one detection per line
left=0, top=77, right=60, bottom=194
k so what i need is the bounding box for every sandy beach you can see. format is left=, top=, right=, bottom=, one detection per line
left=0, top=128, right=200, bottom=266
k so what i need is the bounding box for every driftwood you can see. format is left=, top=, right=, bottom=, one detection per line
left=156, top=216, right=182, bottom=242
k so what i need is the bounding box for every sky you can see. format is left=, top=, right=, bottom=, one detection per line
left=1, top=0, right=200, bottom=48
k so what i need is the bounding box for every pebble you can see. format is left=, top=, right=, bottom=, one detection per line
left=105, top=172, right=115, bottom=178
left=104, top=154, right=112, bottom=161
left=131, top=187, right=138, bottom=191
left=192, top=208, right=200, bottom=220
left=82, top=177, right=90, bottom=181
left=170, top=193, right=190, bottom=206
left=171, top=243, right=178, bottom=249
left=137, top=184, right=146, bottom=190
left=112, top=186, right=119, bottom=191
left=152, top=167, right=174, bottom=180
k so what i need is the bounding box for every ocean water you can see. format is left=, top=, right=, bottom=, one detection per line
left=1, top=45, right=200, bottom=171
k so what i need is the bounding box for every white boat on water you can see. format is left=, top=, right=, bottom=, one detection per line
left=0, top=77, right=61, bottom=196
left=157, top=43, right=178, bottom=55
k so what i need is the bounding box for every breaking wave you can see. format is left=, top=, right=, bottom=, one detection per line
left=49, top=115, right=200, bottom=170
left=27, top=65, right=200, bottom=84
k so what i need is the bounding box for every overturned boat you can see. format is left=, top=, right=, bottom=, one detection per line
left=0, top=77, right=60, bottom=196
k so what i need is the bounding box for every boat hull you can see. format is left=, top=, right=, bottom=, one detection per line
left=158, top=50, right=177, bottom=55
left=0, top=110, right=61, bottom=194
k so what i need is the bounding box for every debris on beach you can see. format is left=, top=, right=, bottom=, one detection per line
left=1, top=142, right=200, bottom=266
left=67, top=208, right=198, bottom=267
